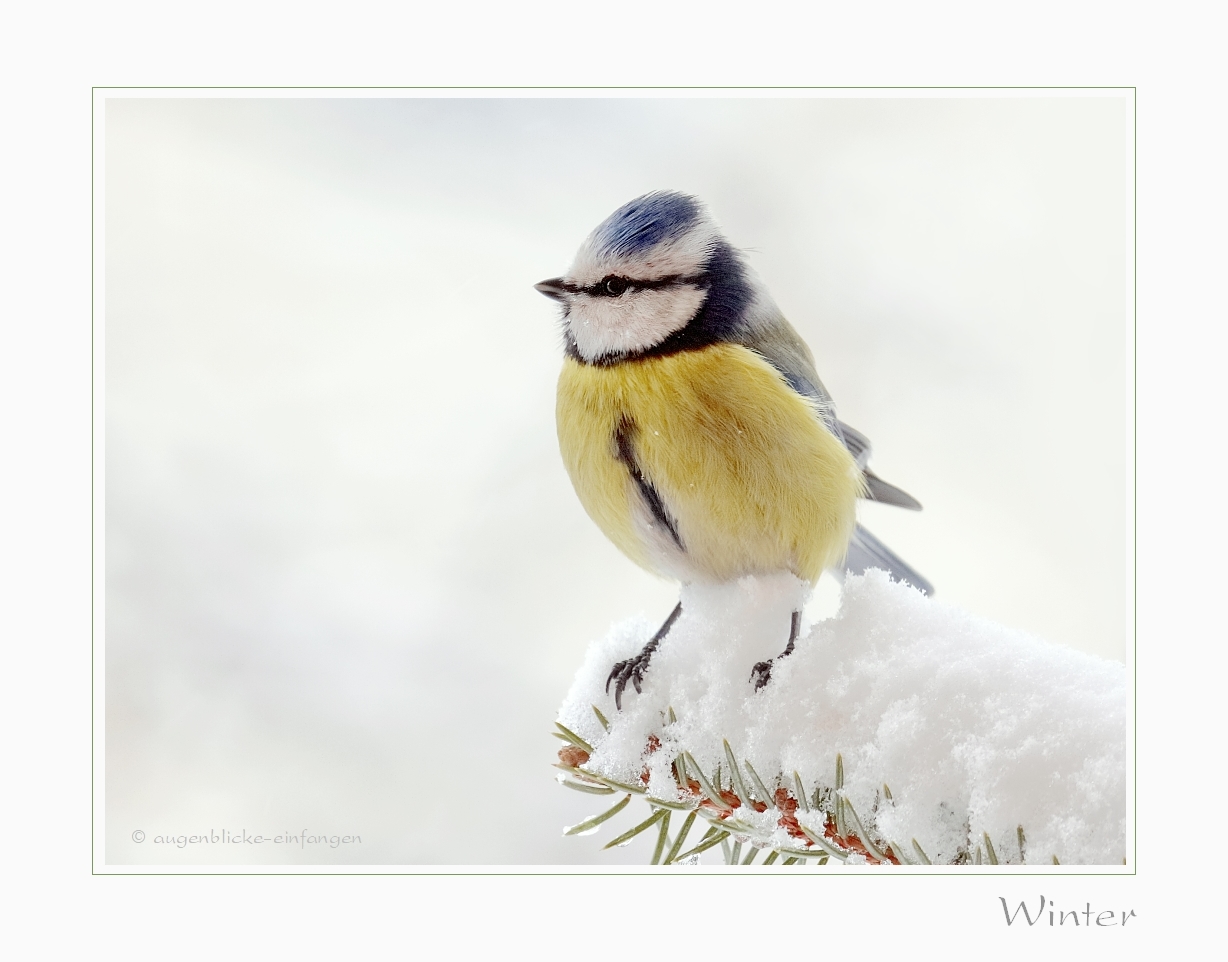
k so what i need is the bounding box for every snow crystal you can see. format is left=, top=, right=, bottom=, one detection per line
left=557, top=570, right=1127, bottom=865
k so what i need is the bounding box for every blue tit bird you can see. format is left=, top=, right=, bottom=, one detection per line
left=536, top=191, right=930, bottom=709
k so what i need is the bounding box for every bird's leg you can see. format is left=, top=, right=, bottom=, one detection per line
left=606, top=602, right=682, bottom=711
left=750, top=610, right=802, bottom=691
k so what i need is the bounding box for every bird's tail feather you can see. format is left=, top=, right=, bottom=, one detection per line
left=862, top=470, right=922, bottom=510
left=834, top=524, right=933, bottom=595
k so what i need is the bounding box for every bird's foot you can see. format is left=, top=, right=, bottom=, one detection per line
left=749, top=610, right=802, bottom=692
left=605, top=602, right=683, bottom=711
left=606, top=651, right=652, bottom=711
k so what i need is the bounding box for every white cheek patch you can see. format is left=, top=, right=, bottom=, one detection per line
left=568, top=286, right=708, bottom=361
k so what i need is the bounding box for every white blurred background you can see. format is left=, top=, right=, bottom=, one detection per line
left=101, top=94, right=1132, bottom=865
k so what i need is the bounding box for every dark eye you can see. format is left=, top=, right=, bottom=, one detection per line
left=602, top=276, right=628, bottom=296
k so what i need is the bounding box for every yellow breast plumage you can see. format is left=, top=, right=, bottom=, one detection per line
left=556, top=343, right=863, bottom=584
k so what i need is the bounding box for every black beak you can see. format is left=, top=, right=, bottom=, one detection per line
left=534, top=277, right=570, bottom=301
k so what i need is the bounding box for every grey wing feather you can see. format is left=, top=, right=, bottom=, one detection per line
left=833, top=419, right=871, bottom=468
left=737, top=317, right=840, bottom=431
left=862, top=469, right=923, bottom=510
left=835, top=420, right=921, bottom=509
left=740, top=316, right=922, bottom=510
left=839, top=524, right=933, bottom=595
left=741, top=313, right=933, bottom=592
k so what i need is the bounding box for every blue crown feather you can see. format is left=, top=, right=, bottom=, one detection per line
left=593, top=191, right=704, bottom=259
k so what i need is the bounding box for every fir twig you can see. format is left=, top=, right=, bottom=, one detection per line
left=556, top=713, right=1042, bottom=867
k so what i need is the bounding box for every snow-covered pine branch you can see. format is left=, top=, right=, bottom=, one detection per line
left=555, top=570, right=1126, bottom=866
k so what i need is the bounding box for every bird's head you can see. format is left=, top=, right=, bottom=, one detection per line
left=536, top=191, right=756, bottom=364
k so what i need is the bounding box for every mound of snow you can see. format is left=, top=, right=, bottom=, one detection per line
left=558, top=570, right=1127, bottom=865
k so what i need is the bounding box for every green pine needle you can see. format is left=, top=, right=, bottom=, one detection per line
left=650, top=810, right=672, bottom=865
left=673, top=828, right=729, bottom=862
left=562, top=768, right=646, bottom=795
left=792, top=771, right=810, bottom=813
left=663, top=810, right=698, bottom=865
left=743, top=759, right=776, bottom=809
left=798, top=823, right=848, bottom=861
left=554, top=722, right=593, bottom=753
left=603, top=808, right=666, bottom=849
left=723, top=740, right=753, bottom=809
left=564, top=794, right=631, bottom=836
left=840, top=795, right=887, bottom=862
left=559, top=779, right=616, bottom=796
left=684, top=753, right=731, bottom=811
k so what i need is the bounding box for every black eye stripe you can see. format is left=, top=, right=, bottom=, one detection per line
left=579, top=273, right=707, bottom=297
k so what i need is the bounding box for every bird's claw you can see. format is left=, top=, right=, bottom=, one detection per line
left=603, top=601, right=682, bottom=711
left=605, top=654, right=650, bottom=711
left=750, top=611, right=800, bottom=692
